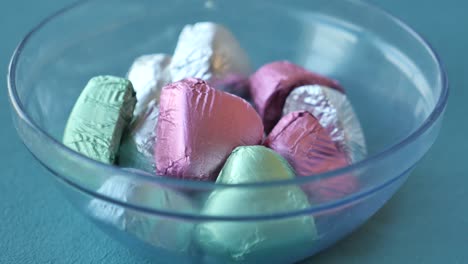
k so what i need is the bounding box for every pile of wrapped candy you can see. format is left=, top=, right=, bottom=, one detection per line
left=63, top=22, right=366, bottom=261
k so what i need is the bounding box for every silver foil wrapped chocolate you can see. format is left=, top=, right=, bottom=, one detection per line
left=283, top=85, right=366, bottom=162
left=170, top=22, right=250, bottom=95
left=126, top=54, right=172, bottom=116
left=119, top=54, right=171, bottom=172
left=88, top=174, right=195, bottom=252
left=119, top=101, right=159, bottom=172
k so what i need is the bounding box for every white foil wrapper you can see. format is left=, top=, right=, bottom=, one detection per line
left=88, top=175, right=195, bottom=252
left=120, top=54, right=171, bottom=172
left=119, top=101, right=159, bottom=173
left=283, top=85, right=367, bottom=162
left=127, top=54, right=172, bottom=116
left=169, top=22, right=250, bottom=94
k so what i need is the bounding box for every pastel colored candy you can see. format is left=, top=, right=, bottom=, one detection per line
left=170, top=22, right=250, bottom=95
left=265, top=111, right=349, bottom=175
left=126, top=54, right=172, bottom=116
left=63, top=76, right=136, bottom=164
left=249, top=61, right=343, bottom=132
left=196, top=146, right=317, bottom=263
left=283, top=85, right=367, bottom=162
left=264, top=111, right=358, bottom=202
left=88, top=172, right=195, bottom=252
left=119, top=54, right=172, bottom=172
left=118, top=101, right=159, bottom=173
left=155, top=78, right=263, bottom=180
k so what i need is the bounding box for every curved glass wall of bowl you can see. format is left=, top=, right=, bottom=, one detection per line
left=8, top=0, right=447, bottom=263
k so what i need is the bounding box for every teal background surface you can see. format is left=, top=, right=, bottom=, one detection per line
left=0, top=0, right=465, bottom=263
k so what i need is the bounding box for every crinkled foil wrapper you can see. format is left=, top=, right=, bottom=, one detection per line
left=127, top=54, right=172, bottom=116
left=88, top=175, right=194, bottom=251
left=195, top=146, right=317, bottom=262
left=155, top=78, right=263, bottom=180
left=248, top=61, right=343, bottom=132
left=169, top=22, right=250, bottom=95
left=283, top=85, right=367, bottom=162
left=119, top=101, right=159, bottom=173
left=265, top=111, right=349, bottom=176
left=119, top=54, right=171, bottom=172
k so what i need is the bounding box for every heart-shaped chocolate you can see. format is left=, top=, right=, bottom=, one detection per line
left=265, top=111, right=357, bottom=202
left=249, top=61, right=342, bottom=132
left=196, top=146, right=317, bottom=262
left=155, top=78, right=263, bottom=180
left=283, top=85, right=367, bottom=163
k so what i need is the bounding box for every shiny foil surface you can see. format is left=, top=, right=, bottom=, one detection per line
left=265, top=111, right=349, bottom=176
left=196, top=146, right=317, bottom=262
left=119, top=54, right=171, bottom=172
left=118, top=100, right=159, bottom=173
left=264, top=111, right=357, bottom=202
left=169, top=22, right=251, bottom=95
left=155, top=78, right=263, bottom=180
left=249, top=61, right=343, bottom=132
left=126, top=54, right=172, bottom=116
left=283, top=85, right=367, bottom=162
left=88, top=174, right=195, bottom=252
left=63, top=76, right=136, bottom=164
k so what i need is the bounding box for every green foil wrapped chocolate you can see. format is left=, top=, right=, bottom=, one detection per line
left=63, top=76, right=136, bottom=164
left=196, top=146, right=317, bottom=263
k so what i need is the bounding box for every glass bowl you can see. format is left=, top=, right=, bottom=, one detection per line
left=7, top=0, right=448, bottom=263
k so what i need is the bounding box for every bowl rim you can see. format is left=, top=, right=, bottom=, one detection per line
left=7, top=0, right=449, bottom=218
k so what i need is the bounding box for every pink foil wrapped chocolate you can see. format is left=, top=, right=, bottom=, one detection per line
left=265, top=111, right=348, bottom=175
left=249, top=61, right=343, bottom=132
left=264, top=111, right=357, bottom=202
left=283, top=85, right=367, bottom=162
left=155, top=78, right=264, bottom=180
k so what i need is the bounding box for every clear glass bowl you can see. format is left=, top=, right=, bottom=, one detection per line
left=8, top=0, right=448, bottom=263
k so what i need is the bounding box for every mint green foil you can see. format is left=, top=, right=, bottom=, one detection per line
left=196, top=146, right=317, bottom=263
left=63, top=76, right=136, bottom=164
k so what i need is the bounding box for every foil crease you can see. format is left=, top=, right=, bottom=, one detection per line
left=88, top=174, right=195, bottom=252
left=126, top=54, right=172, bottom=116
left=119, top=101, right=159, bottom=173
left=248, top=61, right=343, bottom=132
left=195, top=146, right=317, bottom=262
left=155, top=78, right=263, bottom=180
left=265, top=111, right=349, bottom=176
left=120, top=54, right=171, bottom=171
left=169, top=22, right=250, bottom=95
left=283, top=85, right=367, bottom=162
left=264, top=111, right=357, bottom=203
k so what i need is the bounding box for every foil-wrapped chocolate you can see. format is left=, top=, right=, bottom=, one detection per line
left=196, top=146, right=317, bottom=263
left=170, top=22, right=250, bottom=95
left=63, top=76, right=136, bottom=164
left=119, top=101, right=159, bottom=173
left=265, top=111, right=349, bottom=175
left=283, top=85, right=367, bottom=162
left=249, top=61, right=343, bottom=132
left=88, top=173, right=195, bottom=252
left=126, top=54, right=172, bottom=116
left=118, top=54, right=171, bottom=172
left=264, top=111, right=358, bottom=202
left=155, top=78, right=263, bottom=180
